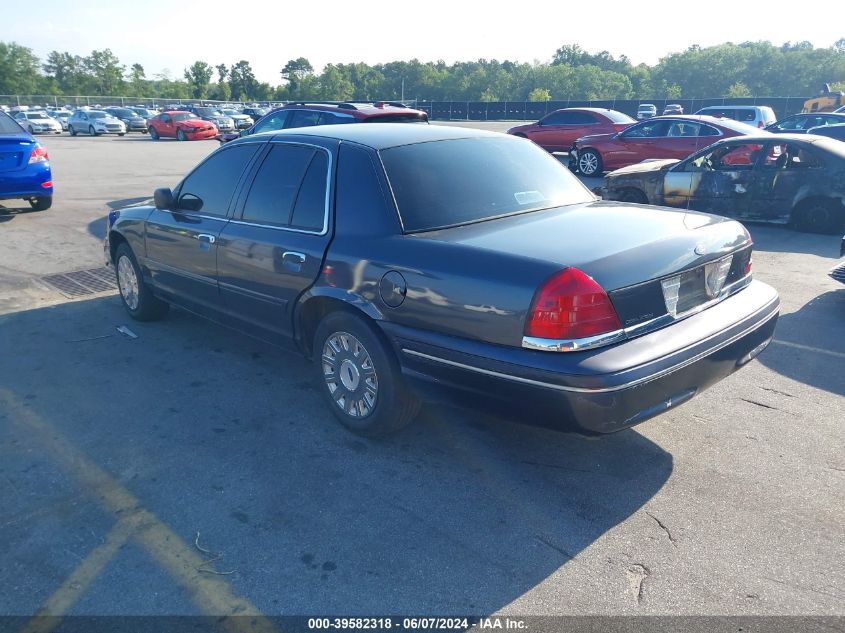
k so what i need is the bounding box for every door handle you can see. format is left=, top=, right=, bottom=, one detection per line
left=197, top=234, right=216, bottom=244
left=282, top=251, right=306, bottom=272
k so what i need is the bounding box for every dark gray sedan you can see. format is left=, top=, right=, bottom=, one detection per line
left=104, top=125, right=779, bottom=436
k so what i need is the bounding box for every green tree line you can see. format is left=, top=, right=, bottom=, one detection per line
left=2, top=40, right=845, bottom=102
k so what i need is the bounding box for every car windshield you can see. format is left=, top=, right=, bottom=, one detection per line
left=603, top=110, right=636, bottom=123
left=88, top=111, right=107, bottom=119
left=197, top=108, right=221, bottom=116
left=380, top=136, right=594, bottom=233
left=111, top=109, right=136, bottom=117
left=173, top=113, right=195, bottom=121
left=0, top=112, right=24, bottom=134
left=222, top=109, right=238, bottom=115
left=29, top=113, right=49, bottom=119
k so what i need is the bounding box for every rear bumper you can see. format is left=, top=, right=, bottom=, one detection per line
left=0, top=163, right=53, bottom=199
left=382, top=280, right=779, bottom=433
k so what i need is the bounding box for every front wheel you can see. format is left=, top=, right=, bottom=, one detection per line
left=89, top=125, right=99, bottom=136
left=114, top=243, right=169, bottom=321
left=177, top=129, right=186, bottom=141
left=149, top=127, right=159, bottom=140
left=29, top=196, right=52, bottom=211
left=69, top=125, right=77, bottom=136
left=577, top=149, right=603, bottom=176
left=118, top=132, right=125, bottom=136
left=314, top=312, right=420, bottom=436
left=618, top=188, right=648, bottom=204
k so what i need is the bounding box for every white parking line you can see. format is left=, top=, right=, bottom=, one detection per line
left=772, top=339, right=845, bottom=359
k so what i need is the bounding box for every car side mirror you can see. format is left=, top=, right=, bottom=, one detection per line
left=239, top=129, right=249, bottom=137
left=153, top=187, right=174, bottom=210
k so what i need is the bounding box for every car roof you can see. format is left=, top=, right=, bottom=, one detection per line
left=238, top=122, right=503, bottom=150
left=280, top=101, right=425, bottom=116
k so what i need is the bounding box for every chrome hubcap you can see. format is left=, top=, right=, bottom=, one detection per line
left=322, top=331, right=378, bottom=419
left=579, top=153, right=598, bottom=174
left=117, top=255, right=140, bottom=310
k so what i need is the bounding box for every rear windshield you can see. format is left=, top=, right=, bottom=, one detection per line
left=0, top=112, right=24, bottom=134
left=364, top=113, right=429, bottom=124
left=604, top=110, right=636, bottom=123
left=380, top=136, right=593, bottom=232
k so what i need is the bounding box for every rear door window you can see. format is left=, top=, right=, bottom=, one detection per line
left=241, top=144, right=315, bottom=226
left=288, top=110, right=322, bottom=128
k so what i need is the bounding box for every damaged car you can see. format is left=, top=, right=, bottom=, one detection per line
left=601, top=134, right=845, bottom=234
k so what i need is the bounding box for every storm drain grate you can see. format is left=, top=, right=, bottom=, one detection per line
left=40, top=267, right=117, bottom=298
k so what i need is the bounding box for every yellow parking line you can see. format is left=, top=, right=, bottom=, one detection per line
left=772, top=339, right=845, bottom=360
left=21, top=515, right=140, bottom=633
left=1, top=388, right=278, bottom=633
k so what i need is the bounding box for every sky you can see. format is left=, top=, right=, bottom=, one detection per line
left=2, top=0, right=844, bottom=86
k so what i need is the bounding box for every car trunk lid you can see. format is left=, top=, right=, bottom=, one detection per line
left=0, top=136, right=34, bottom=172
left=417, top=200, right=752, bottom=330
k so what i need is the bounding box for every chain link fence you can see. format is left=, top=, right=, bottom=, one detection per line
left=1, top=95, right=806, bottom=120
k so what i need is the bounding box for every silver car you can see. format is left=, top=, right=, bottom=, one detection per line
left=68, top=110, right=127, bottom=136
left=14, top=111, right=63, bottom=134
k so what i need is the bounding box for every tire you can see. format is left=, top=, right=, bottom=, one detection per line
left=577, top=149, right=603, bottom=176
left=792, top=199, right=843, bottom=234
left=29, top=196, right=52, bottom=211
left=149, top=127, right=159, bottom=140
left=69, top=125, right=77, bottom=136
left=618, top=188, right=648, bottom=204
left=118, top=132, right=125, bottom=136
left=89, top=125, right=99, bottom=136
left=177, top=129, right=186, bottom=141
left=313, top=311, right=420, bottom=437
left=114, top=243, right=169, bottom=321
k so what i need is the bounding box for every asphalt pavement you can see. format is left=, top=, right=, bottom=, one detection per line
left=0, top=128, right=842, bottom=626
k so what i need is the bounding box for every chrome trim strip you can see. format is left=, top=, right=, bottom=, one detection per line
left=403, top=295, right=778, bottom=395
left=521, top=273, right=754, bottom=353
left=523, top=329, right=627, bottom=352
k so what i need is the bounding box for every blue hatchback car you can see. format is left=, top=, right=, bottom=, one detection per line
left=0, top=111, right=53, bottom=211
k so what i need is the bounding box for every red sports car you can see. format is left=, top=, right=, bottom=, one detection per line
left=570, top=115, right=764, bottom=176
left=147, top=111, right=218, bottom=141
left=507, top=108, right=634, bottom=152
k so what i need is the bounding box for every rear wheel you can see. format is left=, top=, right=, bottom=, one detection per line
left=149, top=127, right=159, bottom=140
left=577, top=149, right=603, bottom=176
left=618, top=188, right=648, bottom=204
left=29, top=196, right=52, bottom=211
left=114, top=243, right=169, bottom=321
left=313, top=311, right=420, bottom=436
left=792, top=199, right=843, bottom=234
left=177, top=129, right=186, bottom=141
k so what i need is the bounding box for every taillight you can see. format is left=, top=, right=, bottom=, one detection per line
left=29, top=145, right=48, bottom=164
left=745, top=254, right=753, bottom=277
left=525, top=268, right=622, bottom=340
